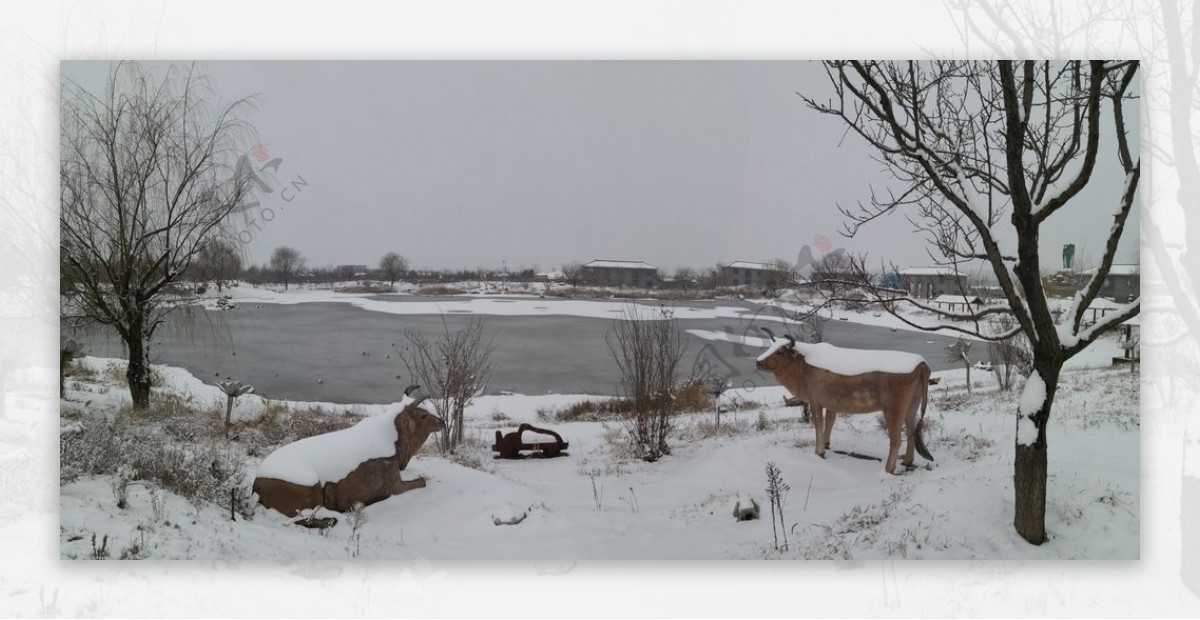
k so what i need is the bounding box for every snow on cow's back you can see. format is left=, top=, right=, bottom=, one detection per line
left=254, top=400, right=412, bottom=487
left=758, top=338, right=926, bottom=376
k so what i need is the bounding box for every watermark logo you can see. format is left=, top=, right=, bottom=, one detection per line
left=230, top=144, right=310, bottom=246
left=688, top=234, right=844, bottom=393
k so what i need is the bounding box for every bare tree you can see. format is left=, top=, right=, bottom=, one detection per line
left=801, top=60, right=1139, bottom=544
left=397, top=318, right=495, bottom=453
left=561, top=262, right=584, bottom=289
left=761, top=258, right=796, bottom=293
left=60, top=62, right=256, bottom=409
left=673, top=266, right=697, bottom=291
left=809, top=250, right=862, bottom=300
left=605, top=304, right=685, bottom=461
left=269, top=246, right=305, bottom=290
left=379, top=252, right=408, bottom=289
left=945, top=337, right=974, bottom=394
left=195, top=239, right=243, bottom=292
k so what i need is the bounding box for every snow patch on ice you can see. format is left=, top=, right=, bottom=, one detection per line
left=686, top=329, right=770, bottom=349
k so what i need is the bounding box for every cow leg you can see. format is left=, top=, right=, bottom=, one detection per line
left=811, top=404, right=826, bottom=458
left=902, top=389, right=921, bottom=467
left=821, top=410, right=836, bottom=451
left=390, top=474, right=427, bottom=496
left=884, top=408, right=903, bottom=475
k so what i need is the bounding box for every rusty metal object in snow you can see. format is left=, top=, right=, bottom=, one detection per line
left=492, top=423, right=569, bottom=459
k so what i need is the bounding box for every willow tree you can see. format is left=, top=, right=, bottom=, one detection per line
left=60, top=62, right=255, bottom=408
left=801, top=60, right=1140, bottom=544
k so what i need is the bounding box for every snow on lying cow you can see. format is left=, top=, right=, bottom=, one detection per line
left=755, top=327, right=933, bottom=474
left=252, top=386, right=445, bottom=516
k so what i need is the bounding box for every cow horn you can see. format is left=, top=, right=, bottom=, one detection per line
left=785, top=334, right=796, bottom=347
left=404, top=384, right=421, bottom=397
left=760, top=326, right=777, bottom=340
left=408, top=395, right=429, bottom=409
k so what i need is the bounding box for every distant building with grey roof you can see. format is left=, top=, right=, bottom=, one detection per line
left=581, top=259, right=659, bottom=288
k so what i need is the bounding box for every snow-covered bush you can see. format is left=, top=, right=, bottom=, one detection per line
left=60, top=414, right=251, bottom=509
left=605, top=305, right=685, bottom=462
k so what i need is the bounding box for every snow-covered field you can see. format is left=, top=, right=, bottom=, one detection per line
left=202, top=281, right=1131, bottom=349
left=197, top=281, right=791, bottom=322
left=59, top=352, right=1139, bottom=560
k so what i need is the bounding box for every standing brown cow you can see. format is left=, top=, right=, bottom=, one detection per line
left=755, top=328, right=933, bottom=474
left=253, top=387, right=445, bottom=516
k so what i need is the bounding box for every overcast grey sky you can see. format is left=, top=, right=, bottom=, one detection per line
left=61, top=60, right=1140, bottom=276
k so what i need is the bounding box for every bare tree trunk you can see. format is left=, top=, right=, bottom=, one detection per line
left=125, top=317, right=152, bottom=409
left=59, top=350, right=69, bottom=398
left=1014, top=364, right=1058, bottom=544
left=1013, top=431, right=1047, bottom=544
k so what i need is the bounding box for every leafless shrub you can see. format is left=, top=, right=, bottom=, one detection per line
left=539, top=397, right=635, bottom=423
left=334, top=283, right=393, bottom=294
left=987, top=315, right=1033, bottom=391
left=119, top=532, right=148, bottom=560
left=605, top=304, right=684, bottom=462
left=90, top=533, right=109, bottom=560
left=345, top=502, right=368, bottom=558
left=416, top=285, right=467, bottom=296
left=599, top=423, right=637, bottom=461
left=398, top=317, right=495, bottom=453
left=440, top=434, right=493, bottom=472
left=765, top=462, right=791, bottom=551
left=100, top=363, right=165, bottom=389
left=675, top=418, right=753, bottom=442
left=672, top=377, right=717, bottom=413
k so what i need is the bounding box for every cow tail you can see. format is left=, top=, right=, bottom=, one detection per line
left=915, top=365, right=934, bottom=462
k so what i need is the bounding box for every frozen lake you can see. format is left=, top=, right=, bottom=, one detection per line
left=84, top=297, right=973, bottom=403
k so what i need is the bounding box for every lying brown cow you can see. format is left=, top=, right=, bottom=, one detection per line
left=755, top=328, right=933, bottom=474
left=252, top=388, right=445, bottom=516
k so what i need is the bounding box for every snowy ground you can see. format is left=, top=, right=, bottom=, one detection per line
left=59, top=352, right=1139, bottom=560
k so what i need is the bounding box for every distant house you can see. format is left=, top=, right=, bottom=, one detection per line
left=899, top=266, right=967, bottom=299
left=1084, top=264, right=1139, bottom=302
left=336, top=264, right=370, bottom=278
left=718, top=261, right=790, bottom=288
left=581, top=260, right=659, bottom=288
left=535, top=270, right=564, bottom=283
